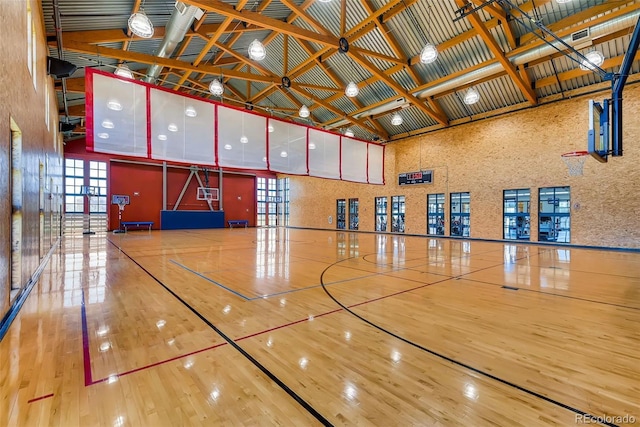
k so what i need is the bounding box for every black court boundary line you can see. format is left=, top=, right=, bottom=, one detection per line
left=319, top=254, right=620, bottom=427
left=463, top=277, right=640, bottom=311
left=108, top=239, right=333, bottom=426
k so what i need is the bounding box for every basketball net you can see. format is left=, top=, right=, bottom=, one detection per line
left=561, top=151, right=588, bottom=176
left=118, top=201, right=126, bottom=212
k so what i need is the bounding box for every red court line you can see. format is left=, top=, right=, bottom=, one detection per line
left=82, top=273, right=442, bottom=383
left=91, top=342, right=228, bottom=385
left=28, top=393, right=54, bottom=404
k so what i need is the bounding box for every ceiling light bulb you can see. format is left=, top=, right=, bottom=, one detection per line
left=101, top=119, right=114, bottom=129
left=420, top=43, right=438, bottom=64
left=299, top=105, right=310, bottom=118
left=579, top=50, right=605, bottom=71
left=248, top=39, right=266, bottom=61
left=240, top=136, right=248, bottom=144
left=463, top=87, right=480, bottom=105
left=158, top=134, right=167, bottom=141
left=345, top=82, right=359, bottom=98
left=107, top=100, right=122, bottom=111
left=391, top=113, right=403, bottom=126
left=114, top=64, right=134, bottom=79
left=209, top=79, right=224, bottom=96
left=185, top=106, right=197, bottom=117
left=128, top=10, right=154, bottom=39
left=168, top=123, right=178, bottom=132
left=344, top=128, right=354, bottom=137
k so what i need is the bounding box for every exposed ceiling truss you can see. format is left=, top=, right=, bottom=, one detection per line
left=44, top=0, right=640, bottom=141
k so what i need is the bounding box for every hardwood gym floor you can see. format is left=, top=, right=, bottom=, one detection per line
left=1, top=228, right=639, bottom=426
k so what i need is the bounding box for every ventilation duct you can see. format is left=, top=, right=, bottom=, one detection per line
left=414, top=9, right=640, bottom=99
left=142, top=1, right=204, bottom=83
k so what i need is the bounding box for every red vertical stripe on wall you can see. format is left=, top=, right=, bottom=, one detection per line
left=382, top=144, right=386, bottom=185
left=306, top=127, right=310, bottom=174
left=85, top=69, right=94, bottom=152
left=214, top=105, right=219, bottom=166
left=266, top=118, right=271, bottom=171
left=339, top=136, right=343, bottom=180
left=146, top=86, right=152, bottom=159
left=366, top=143, right=370, bottom=183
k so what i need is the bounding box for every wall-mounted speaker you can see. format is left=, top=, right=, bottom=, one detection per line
left=47, top=56, right=77, bottom=78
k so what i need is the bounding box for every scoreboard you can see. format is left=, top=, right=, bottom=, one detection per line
left=398, top=170, right=433, bottom=185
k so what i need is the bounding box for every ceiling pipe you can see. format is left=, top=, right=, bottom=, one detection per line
left=142, top=1, right=204, bottom=84
left=414, top=8, right=640, bottom=99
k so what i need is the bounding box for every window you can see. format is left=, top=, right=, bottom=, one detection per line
left=89, top=161, right=107, bottom=213
left=539, top=187, right=571, bottom=243
left=278, top=178, right=290, bottom=226
left=391, top=196, right=405, bottom=233
left=64, top=159, right=84, bottom=213
left=375, top=197, right=387, bottom=232
left=257, top=177, right=278, bottom=226
left=504, top=189, right=530, bottom=240
left=336, top=199, right=346, bottom=230
left=349, top=198, right=359, bottom=230
left=450, top=192, right=470, bottom=237
left=427, top=193, right=445, bottom=235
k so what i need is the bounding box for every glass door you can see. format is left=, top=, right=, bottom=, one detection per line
left=391, top=195, right=405, bottom=233
left=504, top=189, right=530, bottom=240
left=450, top=192, right=470, bottom=237
left=375, top=197, right=387, bottom=232
left=336, top=199, right=346, bottom=229
left=539, top=187, right=571, bottom=243
left=427, top=193, right=445, bottom=235
left=349, top=198, right=359, bottom=230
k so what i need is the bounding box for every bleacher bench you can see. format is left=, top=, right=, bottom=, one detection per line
left=228, top=220, right=249, bottom=228
left=121, top=221, right=154, bottom=232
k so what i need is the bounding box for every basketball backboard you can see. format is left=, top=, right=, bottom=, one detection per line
left=111, top=194, right=130, bottom=205
left=197, top=187, right=219, bottom=201
left=587, top=99, right=609, bottom=163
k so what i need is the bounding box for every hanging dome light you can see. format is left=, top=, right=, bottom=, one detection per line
left=579, top=50, right=605, bottom=71
left=248, top=39, right=266, bottom=61
left=299, top=105, right=310, bottom=118
left=344, top=128, right=354, bottom=137
left=345, top=81, right=359, bottom=97
left=420, top=43, right=438, bottom=64
left=128, top=10, right=154, bottom=39
left=209, top=79, right=224, bottom=96
left=391, top=113, right=403, bottom=126
left=114, top=64, right=134, bottom=79
left=463, top=87, right=480, bottom=105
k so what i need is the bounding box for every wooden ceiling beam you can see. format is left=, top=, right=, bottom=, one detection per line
left=63, top=41, right=279, bottom=84
left=455, top=0, right=536, bottom=104
left=180, top=0, right=339, bottom=46
left=349, top=50, right=449, bottom=126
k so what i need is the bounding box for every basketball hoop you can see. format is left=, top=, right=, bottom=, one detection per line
left=117, top=200, right=127, bottom=212
left=561, top=151, right=589, bottom=176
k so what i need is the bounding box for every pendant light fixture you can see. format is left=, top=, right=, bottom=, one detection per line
left=391, top=113, right=403, bottom=126
left=579, top=50, right=605, bottom=71
left=128, top=6, right=154, bottom=39
left=114, top=64, right=134, bottom=79
left=345, top=81, right=359, bottom=98
left=299, top=105, right=310, bottom=118
left=248, top=39, right=266, bottom=61
left=209, top=78, right=224, bottom=96
left=463, top=87, right=480, bottom=105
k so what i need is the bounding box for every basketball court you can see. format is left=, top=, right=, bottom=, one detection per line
left=2, top=228, right=638, bottom=426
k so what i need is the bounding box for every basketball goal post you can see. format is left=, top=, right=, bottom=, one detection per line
left=111, top=194, right=130, bottom=233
